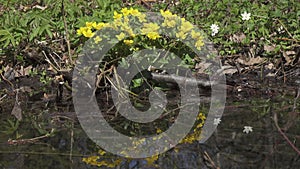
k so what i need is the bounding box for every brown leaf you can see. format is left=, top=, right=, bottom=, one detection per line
left=230, top=33, right=246, bottom=43
left=221, top=65, right=238, bottom=75
left=282, top=50, right=291, bottom=64
left=237, top=56, right=265, bottom=66
left=14, top=65, right=32, bottom=78
left=264, top=44, right=276, bottom=53
left=11, top=101, right=22, bottom=121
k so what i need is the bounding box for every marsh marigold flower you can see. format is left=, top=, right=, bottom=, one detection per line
left=123, top=39, right=134, bottom=45
left=113, top=11, right=122, bottom=19
left=147, top=32, right=161, bottom=40
left=82, top=28, right=94, bottom=38
left=116, top=32, right=126, bottom=41
left=94, top=36, right=102, bottom=44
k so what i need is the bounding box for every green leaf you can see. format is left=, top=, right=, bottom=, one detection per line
left=132, top=78, right=143, bottom=88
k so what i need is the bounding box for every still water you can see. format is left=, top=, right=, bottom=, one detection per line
left=0, top=85, right=299, bottom=169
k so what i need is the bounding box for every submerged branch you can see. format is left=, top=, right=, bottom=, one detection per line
left=151, top=73, right=219, bottom=87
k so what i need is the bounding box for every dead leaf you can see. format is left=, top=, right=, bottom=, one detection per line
left=265, top=63, right=274, bottom=70
left=11, top=101, right=22, bottom=121
left=230, top=33, right=246, bottom=43
left=195, top=61, right=212, bottom=74
left=3, top=65, right=15, bottom=80
left=19, top=86, right=33, bottom=93
left=237, top=56, right=265, bottom=66
left=221, top=65, right=238, bottom=75
left=14, top=65, right=32, bottom=78
left=282, top=50, right=291, bottom=64
left=264, top=44, right=276, bottom=53
left=286, top=51, right=296, bottom=56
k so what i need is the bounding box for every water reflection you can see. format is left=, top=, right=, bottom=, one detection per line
left=0, top=88, right=299, bottom=168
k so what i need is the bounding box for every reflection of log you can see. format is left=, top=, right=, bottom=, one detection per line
left=151, top=73, right=217, bottom=87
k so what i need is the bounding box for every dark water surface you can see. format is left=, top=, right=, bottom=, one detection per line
left=0, top=84, right=299, bottom=169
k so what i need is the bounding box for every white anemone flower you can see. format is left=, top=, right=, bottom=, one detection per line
left=210, top=24, right=219, bottom=36
left=241, top=11, right=251, bottom=21
left=213, top=118, right=221, bottom=126
left=243, top=126, right=253, bottom=134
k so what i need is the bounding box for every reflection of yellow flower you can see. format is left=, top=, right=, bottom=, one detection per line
left=98, top=149, right=106, bottom=156
left=113, top=11, right=122, bottom=19
left=147, top=32, right=161, bottom=40
left=123, top=39, right=134, bottom=45
left=94, top=36, right=102, bottom=44
left=116, top=32, right=126, bottom=41
left=156, top=128, right=162, bottom=134
left=145, top=155, right=159, bottom=165
left=197, top=112, right=206, bottom=121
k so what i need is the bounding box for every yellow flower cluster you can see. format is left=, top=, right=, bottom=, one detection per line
left=160, top=9, right=204, bottom=50
left=82, top=150, right=122, bottom=168
left=77, top=22, right=108, bottom=38
left=145, top=154, right=159, bottom=165
left=77, top=8, right=204, bottom=50
left=141, top=23, right=161, bottom=40
left=180, top=112, right=206, bottom=144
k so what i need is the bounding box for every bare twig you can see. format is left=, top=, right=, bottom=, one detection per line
left=151, top=73, right=217, bottom=87
left=203, top=151, right=220, bottom=169
left=7, top=129, right=55, bottom=145
left=273, top=111, right=300, bottom=155
left=61, top=0, right=73, bottom=64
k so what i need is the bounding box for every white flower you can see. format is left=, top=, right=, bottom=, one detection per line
left=278, top=26, right=284, bottom=33
left=241, top=11, right=251, bottom=21
left=243, top=126, right=253, bottom=134
left=213, top=118, right=221, bottom=125
left=210, top=24, right=219, bottom=36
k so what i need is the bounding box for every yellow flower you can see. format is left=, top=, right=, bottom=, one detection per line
left=113, top=11, right=122, bottom=19
left=160, top=9, right=173, bottom=17
left=93, top=22, right=107, bottom=30
left=86, top=22, right=96, bottom=29
left=94, top=36, right=102, bottom=44
left=82, top=28, right=95, bottom=38
left=141, top=23, right=160, bottom=34
left=147, top=32, right=161, bottom=40
left=121, top=8, right=130, bottom=16
left=180, top=20, right=193, bottom=33
left=129, top=7, right=140, bottom=16
left=123, top=39, right=134, bottom=45
left=191, top=30, right=201, bottom=39
left=162, top=19, right=176, bottom=28
left=195, top=40, right=204, bottom=50
left=136, top=13, right=146, bottom=22
left=116, top=32, right=126, bottom=41
left=77, top=28, right=82, bottom=35
left=175, top=31, right=187, bottom=40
